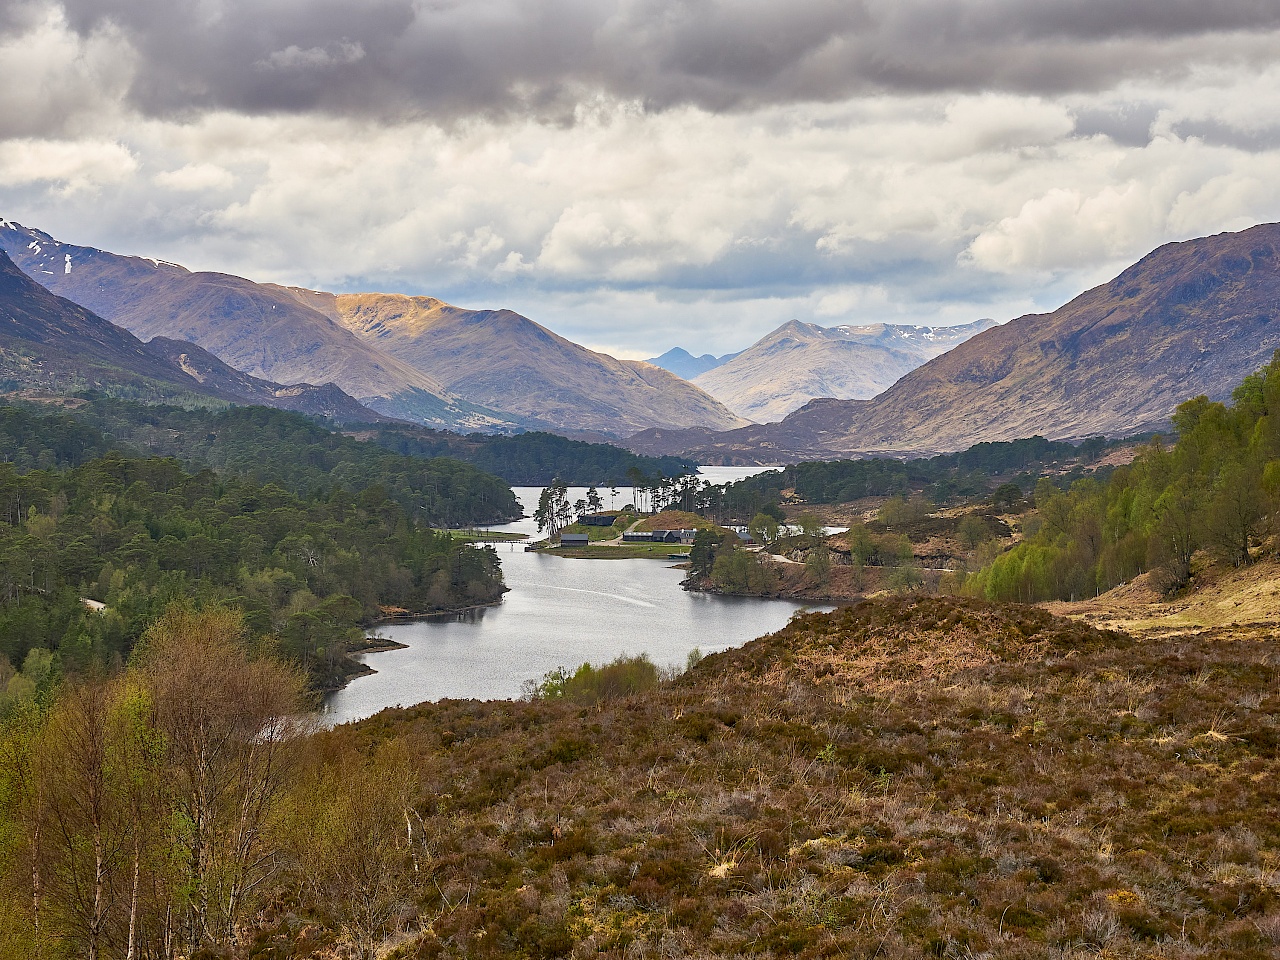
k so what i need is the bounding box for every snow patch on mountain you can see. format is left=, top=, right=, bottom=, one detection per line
left=692, top=317, right=998, bottom=422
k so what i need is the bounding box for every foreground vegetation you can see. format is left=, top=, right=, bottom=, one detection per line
left=4, top=595, right=1278, bottom=958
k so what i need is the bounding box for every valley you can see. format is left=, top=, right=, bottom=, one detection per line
left=5, top=7, right=1280, bottom=957
left=324, top=481, right=827, bottom=725
left=631, top=223, right=1280, bottom=461
left=3, top=218, right=1280, bottom=960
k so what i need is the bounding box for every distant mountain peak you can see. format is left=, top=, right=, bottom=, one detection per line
left=655, top=221, right=1280, bottom=460
left=776, top=318, right=812, bottom=333
left=691, top=317, right=998, bottom=422
left=645, top=346, right=742, bottom=381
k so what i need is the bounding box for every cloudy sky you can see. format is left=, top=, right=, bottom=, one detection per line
left=4, top=0, right=1280, bottom=358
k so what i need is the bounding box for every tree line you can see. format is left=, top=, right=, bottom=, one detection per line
left=966, top=354, right=1280, bottom=602
left=0, top=445, right=505, bottom=698
left=725, top=435, right=1120, bottom=507
left=373, top=426, right=696, bottom=485
left=0, top=400, right=521, bottom=528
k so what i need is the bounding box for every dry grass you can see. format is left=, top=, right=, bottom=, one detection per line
left=267, top=594, right=1280, bottom=959
left=1045, top=557, right=1280, bottom=641
left=634, top=510, right=725, bottom=532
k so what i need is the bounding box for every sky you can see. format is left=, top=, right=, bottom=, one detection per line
left=3, top=1, right=1280, bottom=359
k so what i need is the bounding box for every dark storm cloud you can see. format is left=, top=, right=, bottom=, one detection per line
left=26, top=0, right=1280, bottom=123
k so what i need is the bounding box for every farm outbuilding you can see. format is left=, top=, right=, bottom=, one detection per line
left=650, top=529, right=699, bottom=544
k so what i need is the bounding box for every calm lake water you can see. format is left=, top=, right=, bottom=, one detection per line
left=321, top=466, right=825, bottom=725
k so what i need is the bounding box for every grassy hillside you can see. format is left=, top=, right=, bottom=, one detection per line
left=309, top=596, right=1280, bottom=958
left=6, top=592, right=1279, bottom=958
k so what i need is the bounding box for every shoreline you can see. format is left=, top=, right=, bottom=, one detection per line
left=323, top=595, right=511, bottom=695
left=531, top=544, right=695, bottom=561
left=682, top=578, right=864, bottom=606
left=363, top=592, right=509, bottom=628
left=351, top=638, right=411, bottom=654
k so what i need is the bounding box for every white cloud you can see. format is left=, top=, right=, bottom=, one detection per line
left=0, top=2, right=135, bottom=138
left=0, top=138, right=137, bottom=193
left=964, top=127, right=1280, bottom=275
left=4, top=17, right=1280, bottom=356
left=153, top=162, right=235, bottom=192
left=814, top=285, right=891, bottom=318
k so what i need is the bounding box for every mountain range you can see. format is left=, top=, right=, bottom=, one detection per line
left=686, top=318, right=997, bottom=422
left=629, top=222, right=1280, bottom=461
left=646, top=347, right=742, bottom=381
left=284, top=290, right=747, bottom=437
left=0, top=221, right=743, bottom=438
left=8, top=216, right=1280, bottom=460
left=0, top=247, right=387, bottom=423
left=0, top=221, right=514, bottom=431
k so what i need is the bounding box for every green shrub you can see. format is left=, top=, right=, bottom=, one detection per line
left=526, top=653, right=659, bottom=704
left=711, top=547, right=777, bottom=594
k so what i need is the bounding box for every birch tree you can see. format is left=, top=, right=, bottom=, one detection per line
left=139, top=604, right=307, bottom=953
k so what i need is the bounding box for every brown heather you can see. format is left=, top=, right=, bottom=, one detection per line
left=244, top=595, right=1280, bottom=960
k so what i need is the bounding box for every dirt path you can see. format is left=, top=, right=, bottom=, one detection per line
left=591, top=516, right=641, bottom=548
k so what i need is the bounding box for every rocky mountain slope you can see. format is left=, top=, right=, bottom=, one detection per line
left=0, top=248, right=196, bottom=393
left=692, top=318, right=997, bottom=422
left=288, top=289, right=748, bottom=438
left=646, top=346, right=740, bottom=380
left=0, top=221, right=513, bottom=431
left=633, top=222, right=1280, bottom=460
left=143, top=337, right=393, bottom=422
left=0, top=248, right=386, bottom=422
left=1, top=220, right=745, bottom=438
